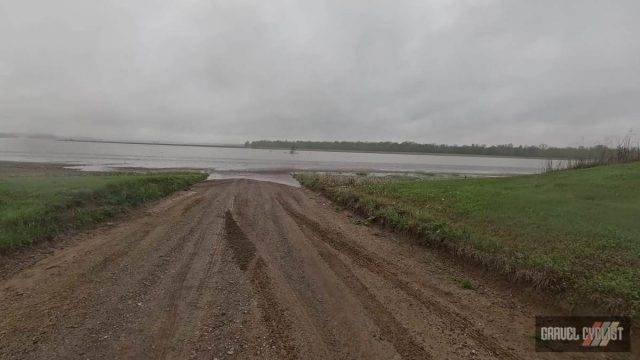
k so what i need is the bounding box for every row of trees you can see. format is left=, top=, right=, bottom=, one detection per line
left=246, top=140, right=626, bottom=159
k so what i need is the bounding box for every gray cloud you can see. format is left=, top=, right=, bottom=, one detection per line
left=1, top=0, right=638, bottom=145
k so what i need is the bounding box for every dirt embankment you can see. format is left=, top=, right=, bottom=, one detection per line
left=0, top=179, right=634, bottom=359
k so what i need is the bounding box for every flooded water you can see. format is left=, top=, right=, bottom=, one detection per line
left=0, top=138, right=552, bottom=175
left=207, top=171, right=301, bottom=187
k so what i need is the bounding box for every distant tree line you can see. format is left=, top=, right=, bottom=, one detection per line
left=245, top=140, right=629, bottom=159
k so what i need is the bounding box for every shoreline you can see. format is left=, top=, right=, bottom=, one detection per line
left=0, top=160, right=512, bottom=190
left=0, top=160, right=526, bottom=178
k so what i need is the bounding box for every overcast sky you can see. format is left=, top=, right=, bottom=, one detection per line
left=1, top=0, right=638, bottom=146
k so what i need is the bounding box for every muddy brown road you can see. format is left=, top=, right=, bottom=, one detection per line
left=0, top=179, right=633, bottom=359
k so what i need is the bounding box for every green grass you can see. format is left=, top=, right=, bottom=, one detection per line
left=295, top=162, right=640, bottom=316
left=0, top=172, right=207, bottom=249
left=456, top=277, right=474, bottom=290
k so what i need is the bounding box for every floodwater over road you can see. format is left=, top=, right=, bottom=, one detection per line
left=1, top=138, right=555, bottom=175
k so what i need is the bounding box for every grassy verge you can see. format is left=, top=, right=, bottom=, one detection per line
left=295, top=163, right=640, bottom=316
left=0, top=172, right=207, bottom=250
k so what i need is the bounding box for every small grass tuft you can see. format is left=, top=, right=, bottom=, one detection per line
left=459, top=278, right=474, bottom=290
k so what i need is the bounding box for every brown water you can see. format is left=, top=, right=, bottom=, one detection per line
left=0, top=138, right=555, bottom=175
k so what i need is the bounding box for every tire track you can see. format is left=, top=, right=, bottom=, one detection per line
left=244, top=186, right=344, bottom=359
left=290, top=213, right=432, bottom=360
left=150, top=190, right=228, bottom=358
left=224, top=209, right=256, bottom=271
left=75, top=188, right=217, bottom=359
left=223, top=210, right=299, bottom=359
left=87, top=195, right=204, bottom=277
left=279, top=199, right=518, bottom=360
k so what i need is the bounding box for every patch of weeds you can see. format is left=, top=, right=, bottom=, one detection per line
left=453, top=276, right=474, bottom=290
left=350, top=216, right=374, bottom=226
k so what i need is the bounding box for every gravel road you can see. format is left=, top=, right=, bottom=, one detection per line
left=0, top=179, right=632, bottom=359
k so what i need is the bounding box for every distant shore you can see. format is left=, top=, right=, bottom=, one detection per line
left=248, top=145, right=552, bottom=160
left=57, top=138, right=550, bottom=160
left=59, top=138, right=245, bottom=149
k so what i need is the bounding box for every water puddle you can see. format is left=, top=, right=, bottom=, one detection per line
left=207, top=171, right=300, bottom=187
left=62, top=164, right=301, bottom=187
left=64, top=164, right=118, bottom=172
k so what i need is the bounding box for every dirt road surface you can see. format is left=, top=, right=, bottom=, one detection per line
left=0, top=179, right=634, bottom=359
